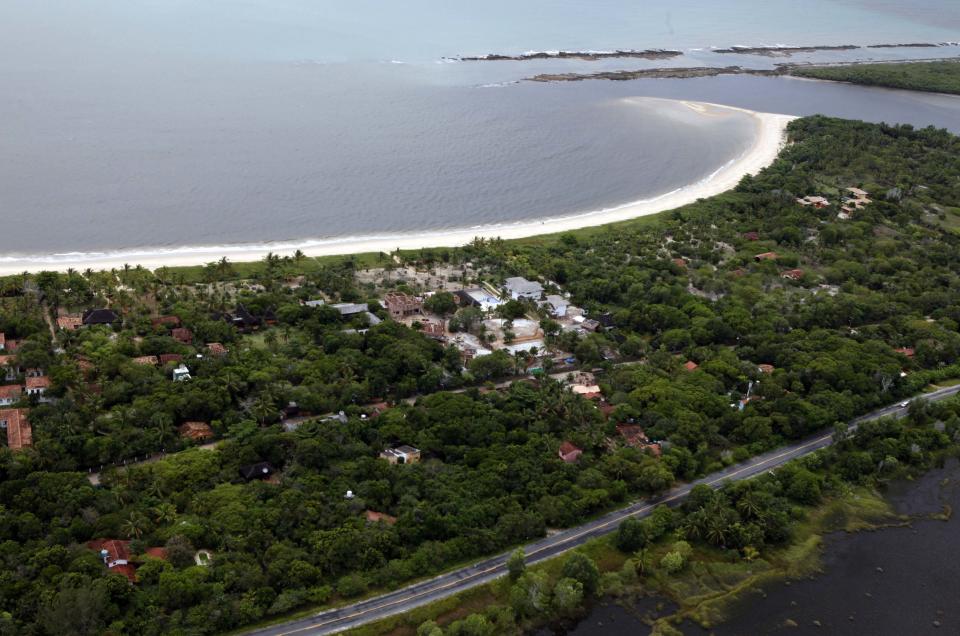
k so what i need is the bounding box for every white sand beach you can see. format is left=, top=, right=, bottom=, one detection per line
left=0, top=99, right=795, bottom=275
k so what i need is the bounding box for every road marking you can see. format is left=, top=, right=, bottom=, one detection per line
left=264, top=387, right=960, bottom=635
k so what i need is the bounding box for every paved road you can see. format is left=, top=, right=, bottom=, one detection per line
left=247, top=384, right=960, bottom=636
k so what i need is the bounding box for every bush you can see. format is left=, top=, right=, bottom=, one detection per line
left=660, top=551, right=685, bottom=574
left=336, top=573, right=369, bottom=598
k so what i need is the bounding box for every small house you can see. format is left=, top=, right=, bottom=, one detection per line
left=25, top=376, right=50, bottom=397
left=0, top=408, right=31, bottom=451
left=56, top=315, right=83, bottom=331
left=780, top=269, right=804, bottom=281
left=151, top=315, right=181, bottom=328
left=383, top=292, right=423, bottom=319
left=171, top=328, right=193, bottom=345
left=558, top=441, right=582, bottom=463
left=82, top=309, right=120, bottom=326
left=0, top=385, right=22, bottom=406
left=503, top=277, right=544, bottom=301
left=132, top=355, right=160, bottom=367
left=87, top=539, right=136, bottom=583
left=178, top=421, right=214, bottom=441
left=754, top=252, right=779, bottom=262
left=380, top=445, right=421, bottom=465
left=683, top=361, right=699, bottom=371
left=206, top=343, right=228, bottom=357
left=542, top=294, right=570, bottom=318
left=172, top=365, right=191, bottom=382
left=365, top=510, right=398, bottom=525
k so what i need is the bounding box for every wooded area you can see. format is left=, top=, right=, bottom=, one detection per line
left=2, top=115, right=960, bottom=635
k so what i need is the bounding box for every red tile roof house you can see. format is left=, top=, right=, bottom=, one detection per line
left=895, top=347, right=915, bottom=359
left=683, top=361, right=699, bottom=371
left=0, top=384, right=23, bottom=406
left=558, top=441, right=583, bottom=463
left=87, top=539, right=137, bottom=583
left=171, top=328, right=194, bottom=345
left=159, top=353, right=184, bottom=365
left=754, top=252, right=779, bottom=262
left=56, top=315, right=84, bottom=331
left=758, top=364, right=775, bottom=374
left=178, top=421, right=214, bottom=441
left=365, top=510, right=398, bottom=525
left=206, top=342, right=228, bottom=357
left=1, top=408, right=32, bottom=451
left=144, top=547, right=168, bottom=561
left=616, top=424, right=649, bottom=448
left=25, top=376, right=51, bottom=397
left=151, top=315, right=181, bottom=328
left=132, top=355, right=160, bottom=367
left=0, top=355, right=18, bottom=382
left=780, top=269, right=805, bottom=281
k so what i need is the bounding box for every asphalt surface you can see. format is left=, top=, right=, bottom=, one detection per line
left=247, top=384, right=960, bottom=636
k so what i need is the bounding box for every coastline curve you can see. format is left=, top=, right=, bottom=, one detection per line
left=0, top=100, right=795, bottom=275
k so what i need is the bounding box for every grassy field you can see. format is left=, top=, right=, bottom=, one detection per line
left=791, top=60, right=960, bottom=95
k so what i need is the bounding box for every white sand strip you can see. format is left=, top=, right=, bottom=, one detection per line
left=0, top=100, right=796, bottom=275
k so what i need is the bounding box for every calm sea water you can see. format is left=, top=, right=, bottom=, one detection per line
left=1, top=1, right=960, bottom=256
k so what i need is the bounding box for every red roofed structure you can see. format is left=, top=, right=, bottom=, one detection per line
left=616, top=424, right=649, bottom=448
left=365, top=510, right=398, bottom=525
left=144, top=547, right=168, bottom=560
left=87, top=539, right=136, bottom=582
left=25, top=376, right=51, bottom=396
left=895, top=347, right=915, bottom=359
left=0, top=384, right=23, bottom=404
left=683, top=361, right=699, bottom=371
left=0, top=408, right=31, bottom=451
left=171, top=328, right=193, bottom=344
left=178, top=421, right=214, bottom=441
left=558, top=441, right=582, bottom=463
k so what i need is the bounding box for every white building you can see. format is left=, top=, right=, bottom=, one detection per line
left=503, top=277, right=544, bottom=301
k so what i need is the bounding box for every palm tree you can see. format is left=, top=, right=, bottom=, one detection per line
left=151, top=503, right=177, bottom=525
left=121, top=512, right=149, bottom=539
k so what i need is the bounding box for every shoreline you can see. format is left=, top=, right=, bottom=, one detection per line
left=0, top=99, right=795, bottom=275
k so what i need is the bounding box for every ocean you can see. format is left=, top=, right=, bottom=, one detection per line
left=1, top=1, right=960, bottom=260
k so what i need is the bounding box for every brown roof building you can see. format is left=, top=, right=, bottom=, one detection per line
left=151, top=315, right=181, bottom=328
left=87, top=539, right=136, bottom=582
left=780, top=269, right=804, bottom=281
left=25, top=376, right=51, bottom=396
left=206, top=342, right=228, bottom=357
left=132, top=356, right=160, bottom=366
left=56, top=315, right=84, bottom=331
left=178, top=421, right=214, bottom=441
left=754, top=252, right=779, bottom=262
left=0, top=385, right=23, bottom=405
left=365, top=510, right=398, bottom=525
left=558, top=441, right=582, bottom=463
left=1, top=408, right=31, bottom=451
left=171, top=328, right=193, bottom=344
left=383, top=292, right=423, bottom=319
